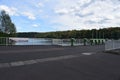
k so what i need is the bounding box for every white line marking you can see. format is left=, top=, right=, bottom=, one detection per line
left=0, top=53, right=94, bottom=68
left=10, top=61, right=25, bottom=67
left=82, top=53, right=94, bottom=55
left=23, top=60, right=37, bottom=65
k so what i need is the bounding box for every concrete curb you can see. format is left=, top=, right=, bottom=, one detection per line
left=105, top=49, right=120, bottom=55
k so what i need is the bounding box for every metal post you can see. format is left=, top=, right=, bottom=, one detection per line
left=96, top=30, right=98, bottom=39
left=71, top=38, right=73, bottom=46
left=103, top=32, right=104, bottom=39
left=92, top=31, right=94, bottom=39
left=6, top=37, right=8, bottom=46
left=99, top=31, right=100, bottom=39
left=112, top=39, right=114, bottom=50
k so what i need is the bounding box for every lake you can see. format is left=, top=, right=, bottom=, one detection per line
left=10, top=38, right=53, bottom=45
left=8, top=38, right=84, bottom=46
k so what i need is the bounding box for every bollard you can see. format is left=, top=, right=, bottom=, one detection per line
left=83, top=38, right=87, bottom=46
left=90, top=39, right=93, bottom=45
left=71, top=38, right=75, bottom=46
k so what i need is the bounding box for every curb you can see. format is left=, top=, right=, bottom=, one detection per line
left=105, top=49, right=120, bottom=55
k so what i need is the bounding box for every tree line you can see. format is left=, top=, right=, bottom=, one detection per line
left=17, top=27, right=120, bottom=39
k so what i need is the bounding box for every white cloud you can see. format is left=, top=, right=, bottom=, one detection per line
left=22, top=12, right=36, bottom=20
left=34, top=2, right=44, bottom=13
left=44, top=0, right=49, bottom=2
left=0, top=5, right=18, bottom=16
left=53, top=0, right=120, bottom=30
left=1, top=0, right=120, bottom=32
left=37, top=2, right=44, bottom=7
left=55, top=8, right=69, bottom=15
left=32, top=24, right=39, bottom=27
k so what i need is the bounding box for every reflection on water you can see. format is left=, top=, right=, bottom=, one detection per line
left=10, top=38, right=52, bottom=45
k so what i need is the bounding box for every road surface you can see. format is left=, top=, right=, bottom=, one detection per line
left=0, top=45, right=120, bottom=80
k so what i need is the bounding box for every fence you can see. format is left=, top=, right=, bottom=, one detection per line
left=0, top=37, right=9, bottom=46
left=52, top=39, right=83, bottom=46
left=105, top=40, right=120, bottom=50
left=0, top=37, right=106, bottom=46
left=0, top=37, right=53, bottom=46
left=0, top=37, right=84, bottom=46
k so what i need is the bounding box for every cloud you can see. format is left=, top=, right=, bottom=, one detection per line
left=44, top=0, right=49, bottom=2
left=0, top=5, right=18, bottom=16
left=22, top=12, right=36, bottom=20
left=37, top=2, right=44, bottom=7
left=55, top=8, right=69, bottom=15
left=32, top=24, right=39, bottom=27
left=53, top=0, right=120, bottom=30
left=1, top=0, right=120, bottom=32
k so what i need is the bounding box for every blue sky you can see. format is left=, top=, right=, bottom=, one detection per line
left=0, top=0, right=120, bottom=32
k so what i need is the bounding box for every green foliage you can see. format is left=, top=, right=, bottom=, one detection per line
left=0, top=10, right=16, bottom=36
left=0, top=32, right=9, bottom=37
left=16, top=32, right=38, bottom=38
left=17, top=27, right=120, bottom=39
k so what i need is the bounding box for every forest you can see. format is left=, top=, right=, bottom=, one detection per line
left=16, top=27, right=120, bottom=39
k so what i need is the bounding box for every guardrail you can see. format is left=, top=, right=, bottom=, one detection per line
left=0, top=38, right=84, bottom=46
left=105, top=40, right=120, bottom=50
left=52, top=39, right=83, bottom=46
left=0, top=37, right=106, bottom=46
left=0, top=37, right=53, bottom=46
left=0, top=37, right=10, bottom=46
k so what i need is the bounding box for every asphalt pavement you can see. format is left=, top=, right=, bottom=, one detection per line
left=0, top=45, right=120, bottom=80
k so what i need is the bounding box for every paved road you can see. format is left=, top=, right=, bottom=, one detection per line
left=0, top=45, right=120, bottom=80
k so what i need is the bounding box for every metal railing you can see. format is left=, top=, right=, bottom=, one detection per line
left=0, top=37, right=84, bottom=46
left=0, top=37, right=106, bottom=46
left=0, top=37, right=9, bottom=46
left=52, top=39, right=83, bottom=46
left=0, top=37, right=53, bottom=46
left=105, top=40, right=120, bottom=50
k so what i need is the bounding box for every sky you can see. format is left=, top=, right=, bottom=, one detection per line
left=0, top=0, right=120, bottom=32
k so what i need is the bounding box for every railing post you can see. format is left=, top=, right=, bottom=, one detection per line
left=112, top=40, right=114, bottom=50
left=6, top=37, right=8, bottom=46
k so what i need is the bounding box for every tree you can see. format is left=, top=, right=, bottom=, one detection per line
left=0, top=10, right=16, bottom=34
